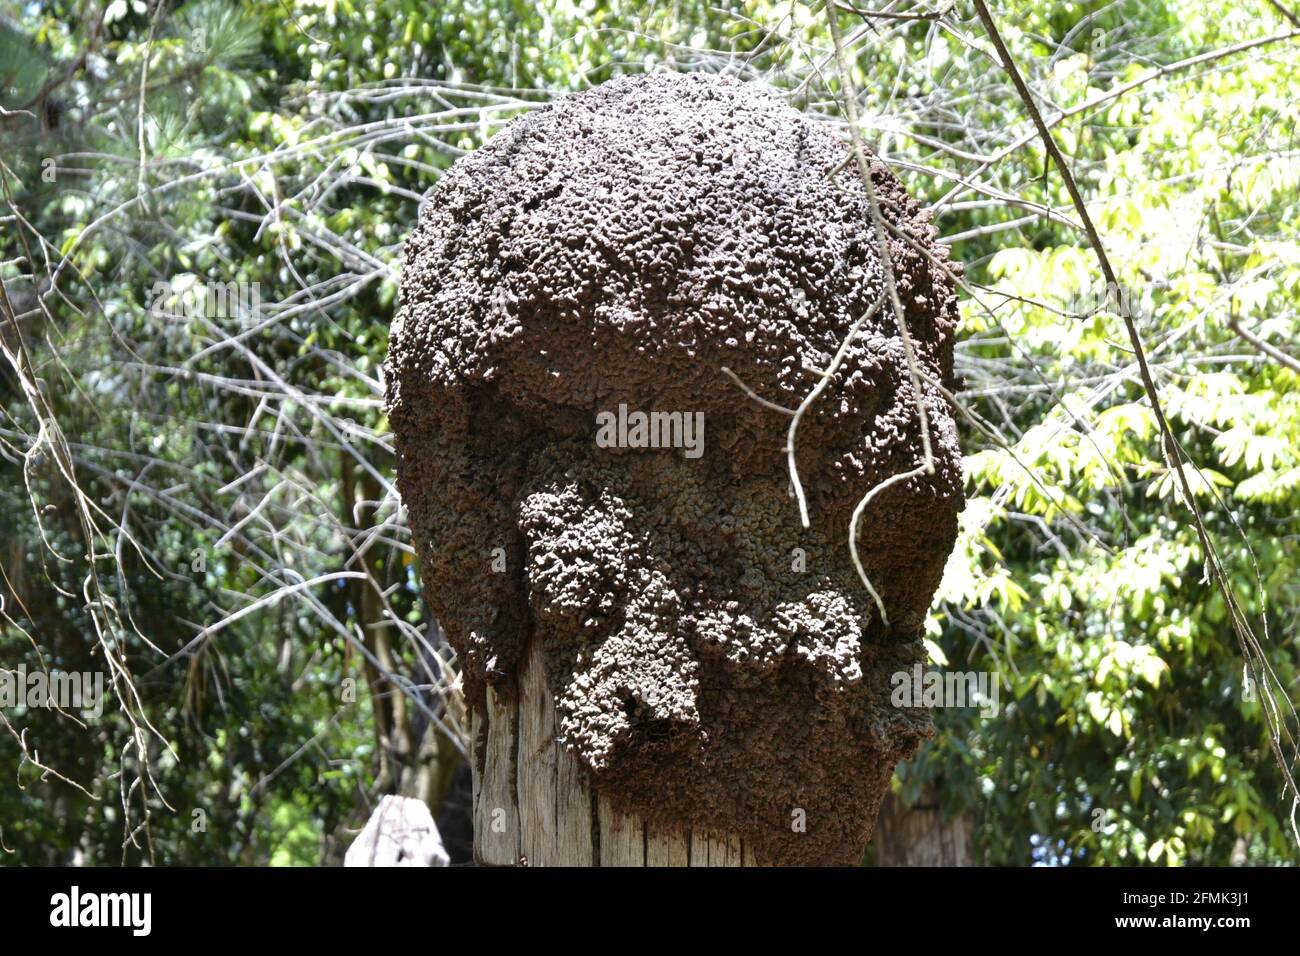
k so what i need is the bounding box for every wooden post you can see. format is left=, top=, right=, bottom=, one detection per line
left=470, top=639, right=756, bottom=866
left=872, top=786, right=972, bottom=866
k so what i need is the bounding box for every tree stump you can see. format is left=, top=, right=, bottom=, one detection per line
left=872, top=787, right=972, bottom=866
left=471, top=638, right=754, bottom=866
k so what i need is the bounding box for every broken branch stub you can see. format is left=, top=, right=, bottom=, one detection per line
left=386, top=72, right=964, bottom=865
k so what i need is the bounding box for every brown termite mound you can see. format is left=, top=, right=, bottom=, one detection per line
left=386, top=72, right=964, bottom=866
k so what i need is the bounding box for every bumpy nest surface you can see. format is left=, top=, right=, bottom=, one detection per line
left=386, top=72, right=964, bottom=865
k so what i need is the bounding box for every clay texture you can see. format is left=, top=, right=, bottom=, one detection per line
left=386, top=72, right=964, bottom=865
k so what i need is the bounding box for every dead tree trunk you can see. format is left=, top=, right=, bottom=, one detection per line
left=470, top=638, right=754, bottom=866
left=872, top=785, right=972, bottom=866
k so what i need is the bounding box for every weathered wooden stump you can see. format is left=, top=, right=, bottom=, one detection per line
left=470, top=639, right=754, bottom=866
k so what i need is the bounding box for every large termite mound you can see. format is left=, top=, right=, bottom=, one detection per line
left=386, top=71, right=964, bottom=865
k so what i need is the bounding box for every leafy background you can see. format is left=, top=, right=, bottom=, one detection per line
left=1, top=0, right=1298, bottom=865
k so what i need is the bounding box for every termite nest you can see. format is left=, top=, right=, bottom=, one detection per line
left=387, top=72, right=964, bottom=864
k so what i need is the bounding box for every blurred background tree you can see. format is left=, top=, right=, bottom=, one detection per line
left=1, top=0, right=1298, bottom=865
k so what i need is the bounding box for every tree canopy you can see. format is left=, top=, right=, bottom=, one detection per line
left=2, top=0, right=1298, bottom=865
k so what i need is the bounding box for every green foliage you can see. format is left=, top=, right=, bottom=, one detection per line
left=2, top=0, right=1298, bottom=865
left=915, top=0, right=1300, bottom=865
